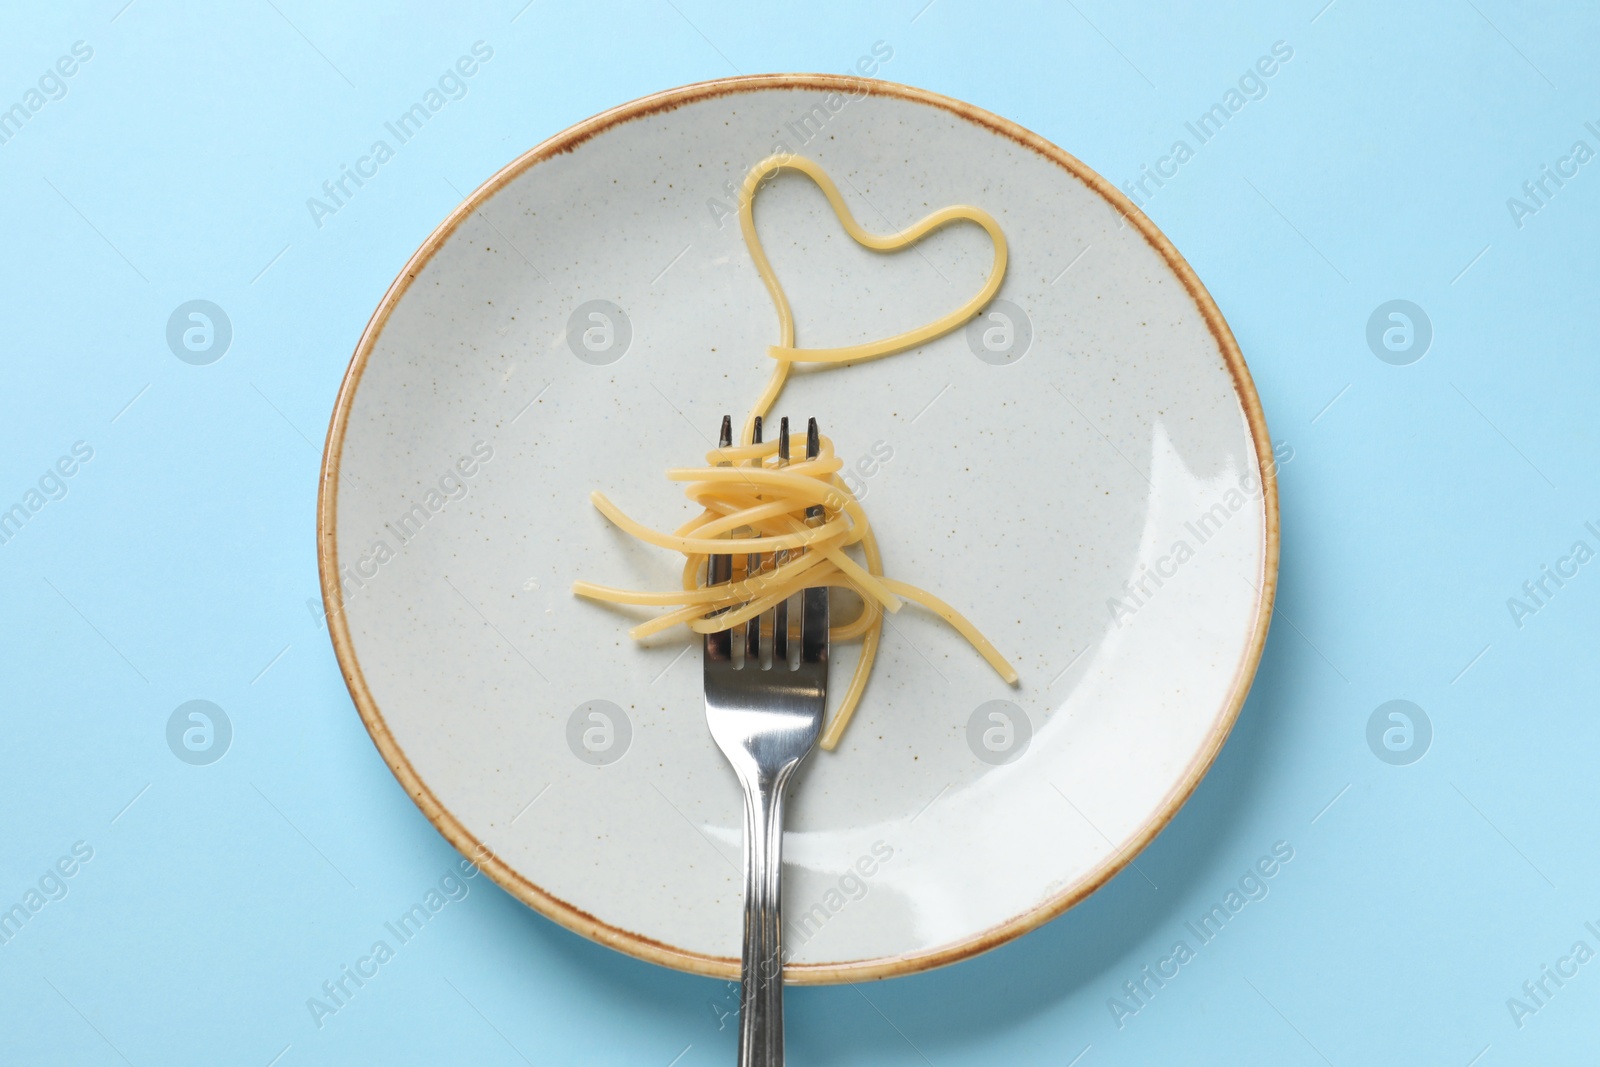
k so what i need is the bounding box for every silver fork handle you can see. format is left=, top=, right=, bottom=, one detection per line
left=737, top=768, right=792, bottom=1066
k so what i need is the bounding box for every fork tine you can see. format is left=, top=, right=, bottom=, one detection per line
left=773, top=417, right=790, bottom=666
left=706, top=416, right=734, bottom=661
left=710, top=415, right=732, bottom=588
left=746, top=416, right=763, bottom=665
left=801, top=418, right=828, bottom=665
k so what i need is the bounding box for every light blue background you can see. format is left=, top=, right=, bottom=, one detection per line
left=3, top=1, right=1596, bottom=1063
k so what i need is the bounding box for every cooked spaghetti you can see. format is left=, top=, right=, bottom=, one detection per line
left=574, top=154, right=1017, bottom=749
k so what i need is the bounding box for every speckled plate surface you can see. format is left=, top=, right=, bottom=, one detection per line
left=317, top=74, right=1279, bottom=983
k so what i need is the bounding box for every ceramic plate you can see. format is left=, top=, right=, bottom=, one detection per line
left=318, top=74, right=1278, bottom=983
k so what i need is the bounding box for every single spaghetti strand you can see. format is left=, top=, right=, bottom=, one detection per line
left=735, top=154, right=1009, bottom=445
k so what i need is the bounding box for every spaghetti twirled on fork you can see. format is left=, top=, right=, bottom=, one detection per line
left=574, top=154, right=1018, bottom=748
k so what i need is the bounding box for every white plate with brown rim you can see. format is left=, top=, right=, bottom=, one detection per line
left=317, top=73, right=1279, bottom=984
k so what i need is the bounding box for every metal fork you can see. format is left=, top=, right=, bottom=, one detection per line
left=704, top=414, right=829, bottom=1067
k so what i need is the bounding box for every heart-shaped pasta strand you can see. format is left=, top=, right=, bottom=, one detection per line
left=737, top=153, right=1009, bottom=445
